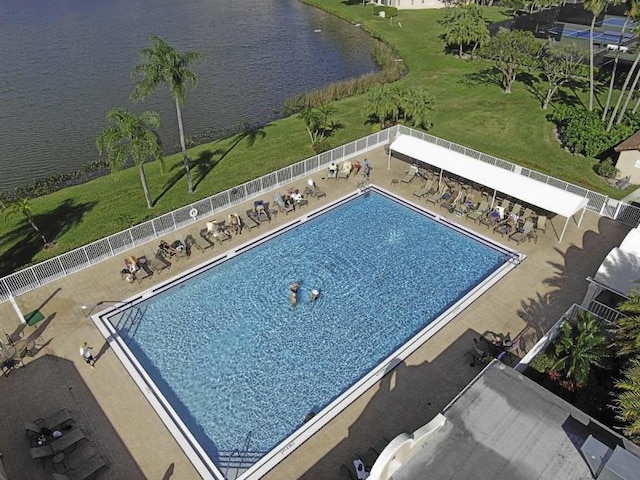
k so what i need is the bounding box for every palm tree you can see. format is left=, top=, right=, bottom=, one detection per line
left=602, top=0, right=639, bottom=121
left=613, top=357, right=640, bottom=441
left=584, top=0, right=609, bottom=111
left=96, top=108, right=163, bottom=209
left=400, top=88, right=436, bottom=129
left=552, top=311, right=609, bottom=389
left=612, top=293, right=640, bottom=356
left=131, top=35, right=202, bottom=193
left=3, top=198, right=48, bottom=245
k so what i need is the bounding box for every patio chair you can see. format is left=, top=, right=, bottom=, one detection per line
left=440, top=189, right=462, bottom=212
left=337, top=161, right=353, bottom=180
left=480, top=209, right=501, bottom=229
left=400, top=166, right=418, bottom=183
left=50, top=428, right=87, bottom=454
left=521, top=207, right=534, bottom=221
left=304, top=180, right=326, bottom=199
left=148, top=252, right=171, bottom=274
left=244, top=211, right=261, bottom=228
left=499, top=198, right=511, bottom=213
left=327, top=162, right=338, bottom=179
left=425, top=186, right=447, bottom=205
left=273, top=192, right=294, bottom=215
left=25, top=409, right=74, bottom=443
left=510, top=202, right=522, bottom=216
left=536, top=215, right=547, bottom=234
left=253, top=200, right=271, bottom=222
left=466, top=200, right=489, bottom=222
left=205, top=221, right=233, bottom=244
left=52, top=454, right=106, bottom=480
left=30, top=444, right=54, bottom=465
left=184, top=234, right=209, bottom=254
left=412, top=179, right=434, bottom=198
left=509, top=220, right=535, bottom=244
left=158, top=240, right=189, bottom=260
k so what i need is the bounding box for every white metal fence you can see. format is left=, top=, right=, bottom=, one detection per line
left=2, top=125, right=639, bottom=304
left=0, top=129, right=391, bottom=303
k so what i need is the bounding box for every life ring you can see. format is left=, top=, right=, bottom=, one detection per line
left=189, top=208, right=198, bottom=218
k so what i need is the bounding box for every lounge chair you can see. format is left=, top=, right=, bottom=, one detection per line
left=509, top=220, right=535, bottom=244
left=304, top=181, right=326, bottom=200
left=466, top=200, right=489, bottom=222
left=184, top=234, right=209, bottom=255
left=327, top=162, right=338, bottom=179
left=498, top=198, right=510, bottom=212
left=253, top=200, right=271, bottom=222
left=412, top=179, right=435, bottom=198
left=494, top=213, right=519, bottom=237
left=148, top=252, right=171, bottom=274
left=244, top=210, right=262, bottom=228
left=401, top=166, right=418, bottom=183
left=480, top=209, right=502, bottom=229
left=25, top=409, right=74, bottom=443
left=522, top=207, right=534, bottom=221
left=158, top=240, right=189, bottom=261
left=52, top=454, right=106, bottom=480
left=425, top=186, right=447, bottom=205
left=273, top=192, right=294, bottom=215
left=510, top=203, right=522, bottom=217
left=440, top=189, right=462, bottom=212
left=205, top=221, right=232, bottom=244
left=337, top=161, right=353, bottom=180
left=536, top=215, right=547, bottom=234
left=30, top=444, right=54, bottom=464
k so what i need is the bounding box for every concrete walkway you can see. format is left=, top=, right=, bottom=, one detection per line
left=0, top=148, right=630, bottom=480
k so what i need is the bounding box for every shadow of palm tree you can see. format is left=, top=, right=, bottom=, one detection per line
left=0, top=199, right=97, bottom=276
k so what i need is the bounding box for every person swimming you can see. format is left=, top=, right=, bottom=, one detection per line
left=310, top=289, right=320, bottom=302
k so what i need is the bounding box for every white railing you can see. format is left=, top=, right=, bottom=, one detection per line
left=2, top=125, right=640, bottom=303
left=588, top=299, right=627, bottom=323
left=0, top=129, right=391, bottom=303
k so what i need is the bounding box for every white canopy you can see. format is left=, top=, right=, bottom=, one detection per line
left=594, top=247, right=640, bottom=297
left=389, top=135, right=589, bottom=241
left=620, top=227, right=640, bottom=256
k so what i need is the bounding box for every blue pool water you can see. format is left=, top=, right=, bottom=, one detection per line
left=113, top=192, right=506, bottom=462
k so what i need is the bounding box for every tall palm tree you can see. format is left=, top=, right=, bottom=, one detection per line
left=613, top=357, right=640, bottom=441
left=131, top=35, right=202, bottom=193
left=3, top=198, right=48, bottom=245
left=584, top=0, right=609, bottom=111
left=552, top=311, right=609, bottom=389
left=602, top=0, right=639, bottom=121
left=96, top=108, right=163, bottom=209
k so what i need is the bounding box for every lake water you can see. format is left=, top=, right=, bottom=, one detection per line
left=0, top=0, right=378, bottom=191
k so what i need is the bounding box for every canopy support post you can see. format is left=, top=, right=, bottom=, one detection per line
left=559, top=216, right=570, bottom=243
left=577, top=203, right=587, bottom=227
left=387, top=146, right=392, bottom=170
left=491, top=189, right=496, bottom=209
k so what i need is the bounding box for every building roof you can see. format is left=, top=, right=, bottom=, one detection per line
left=615, top=130, right=640, bottom=152
left=389, top=135, right=588, bottom=240
left=594, top=247, right=640, bottom=297
left=371, top=362, right=640, bottom=480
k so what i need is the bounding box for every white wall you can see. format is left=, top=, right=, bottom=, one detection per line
left=616, top=150, right=640, bottom=184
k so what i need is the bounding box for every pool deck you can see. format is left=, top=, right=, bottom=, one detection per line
left=0, top=149, right=630, bottom=480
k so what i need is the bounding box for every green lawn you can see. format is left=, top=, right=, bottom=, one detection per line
left=0, top=2, right=628, bottom=275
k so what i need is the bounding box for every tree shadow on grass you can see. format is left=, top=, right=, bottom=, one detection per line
left=155, top=124, right=272, bottom=200
left=0, top=198, right=97, bottom=276
left=461, top=67, right=503, bottom=90
left=519, top=71, right=544, bottom=105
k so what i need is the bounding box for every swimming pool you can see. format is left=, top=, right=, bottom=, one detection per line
left=98, top=188, right=520, bottom=479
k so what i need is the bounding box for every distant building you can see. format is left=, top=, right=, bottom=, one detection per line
left=368, top=361, right=640, bottom=480
left=370, top=0, right=446, bottom=10
left=615, top=130, right=640, bottom=184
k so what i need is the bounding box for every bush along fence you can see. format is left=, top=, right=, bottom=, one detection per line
left=2, top=125, right=640, bottom=304
left=0, top=129, right=392, bottom=303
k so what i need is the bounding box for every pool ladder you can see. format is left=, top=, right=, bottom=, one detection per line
left=221, top=431, right=265, bottom=479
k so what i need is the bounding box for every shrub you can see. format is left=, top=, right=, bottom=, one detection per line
left=596, top=158, right=619, bottom=179
left=549, top=105, right=635, bottom=158
left=530, top=350, right=556, bottom=374
left=373, top=6, right=398, bottom=17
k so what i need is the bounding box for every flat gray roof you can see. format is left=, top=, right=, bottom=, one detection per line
left=389, top=362, right=640, bottom=480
